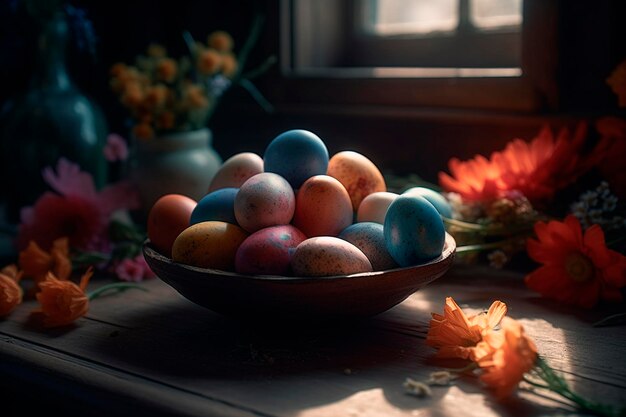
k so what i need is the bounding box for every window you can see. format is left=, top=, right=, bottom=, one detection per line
left=278, top=0, right=557, bottom=112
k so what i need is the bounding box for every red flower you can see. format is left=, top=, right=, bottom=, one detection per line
left=18, top=193, right=108, bottom=251
left=525, top=215, right=626, bottom=308
left=17, top=159, right=140, bottom=251
left=439, top=124, right=607, bottom=206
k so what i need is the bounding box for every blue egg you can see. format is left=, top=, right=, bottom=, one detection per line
left=384, top=195, right=445, bottom=267
left=402, top=187, right=452, bottom=218
left=263, top=129, right=329, bottom=189
left=190, top=187, right=238, bottom=225
left=339, top=222, right=397, bottom=271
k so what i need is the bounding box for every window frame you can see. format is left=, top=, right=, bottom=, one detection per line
left=274, top=0, right=559, bottom=113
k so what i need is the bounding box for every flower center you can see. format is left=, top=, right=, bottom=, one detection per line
left=564, top=253, right=594, bottom=283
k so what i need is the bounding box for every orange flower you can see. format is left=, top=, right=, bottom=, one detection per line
left=476, top=317, right=538, bottom=398
left=606, top=59, right=626, bottom=107
left=146, top=43, right=167, bottom=58
left=132, top=122, right=155, bottom=141
left=0, top=265, right=23, bottom=317
left=525, top=215, right=626, bottom=308
left=220, top=52, right=238, bottom=78
left=34, top=268, right=93, bottom=328
left=197, top=49, right=222, bottom=75
left=439, top=124, right=607, bottom=206
left=156, top=111, right=176, bottom=130
left=426, top=297, right=507, bottom=360
left=208, top=31, right=234, bottom=52
left=19, top=238, right=71, bottom=290
left=156, top=58, right=178, bottom=83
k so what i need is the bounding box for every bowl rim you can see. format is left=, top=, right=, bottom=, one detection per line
left=143, top=232, right=456, bottom=282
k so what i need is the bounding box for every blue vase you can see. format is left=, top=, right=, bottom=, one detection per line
left=0, top=11, right=107, bottom=222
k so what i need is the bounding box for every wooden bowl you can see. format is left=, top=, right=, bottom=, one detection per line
left=143, top=233, right=456, bottom=320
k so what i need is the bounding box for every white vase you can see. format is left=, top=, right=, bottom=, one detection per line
left=130, top=128, right=222, bottom=212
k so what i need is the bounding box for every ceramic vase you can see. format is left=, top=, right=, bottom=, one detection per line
left=130, top=128, right=222, bottom=212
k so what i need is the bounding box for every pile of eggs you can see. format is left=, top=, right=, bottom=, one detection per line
left=147, top=129, right=450, bottom=277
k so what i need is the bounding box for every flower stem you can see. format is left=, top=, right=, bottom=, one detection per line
left=532, top=356, right=625, bottom=417
left=87, top=283, right=148, bottom=301
left=442, top=362, right=479, bottom=374
left=592, top=312, right=626, bottom=327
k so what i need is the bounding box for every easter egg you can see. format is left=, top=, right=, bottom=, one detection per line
left=234, top=172, right=296, bottom=233
left=291, top=237, right=373, bottom=277
left=190, top=187, right=238, bottom=225
left=384, top=195, right=445, bottom=267
left=208, top=152, right=264, bottom=192
left=147, top=194, right=197, bottom=257
left=172, top=221, right=248, bottom=270
left=327, top=151, right=386, bottom=211
left=339, top=222, right=397, bottom=271
left=292, top=175, right=353, bottom=237
left=356, top=191, right=399, bottom=224
left=402, top=187, right=452, bottom=218
left=263, top=129, right=329, bottom=189
left=235, top=225, right=307, bottom=275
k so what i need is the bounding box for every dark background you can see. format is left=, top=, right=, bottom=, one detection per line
left=0, top=0, right=625, bottom=181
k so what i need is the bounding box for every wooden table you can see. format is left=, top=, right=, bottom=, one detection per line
left=1, top=264, right=625, bottom=417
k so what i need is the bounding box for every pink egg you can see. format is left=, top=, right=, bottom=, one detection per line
left=291, top=236, right=373, bottom=277
left=234, top=172, right=296, bottom=233
left=235, top=225, right=307, bottom=275
left=292, top=175, right=353, bottom=237
left=208, top=152, right=264, bottom=192
left=357, top=191, right=399, bottom=224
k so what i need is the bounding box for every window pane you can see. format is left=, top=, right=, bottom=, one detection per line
left=470, top=0, right=522, bottom=29
left=364, top=0, right=458, bottom=36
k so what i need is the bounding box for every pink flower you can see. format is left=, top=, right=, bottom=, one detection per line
left=18, top=159, right=140, bottom=251
left=103, top=134, right=129, bottom=162
left=113, top=256, right=155, bottom=282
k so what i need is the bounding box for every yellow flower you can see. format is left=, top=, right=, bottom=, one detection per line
left=426, top=297, right=507, bottom=360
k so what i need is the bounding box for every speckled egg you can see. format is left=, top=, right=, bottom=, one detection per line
left=263, top=129, right=329, bottom=189
left=327, top=151, right=386, bottom=211
left=291, top=237, right=373, bottom=277
left=208, top=152, right=264, bottom=192
left=384, top=195, right=445, bottom=267
left=402, top=187, right=452, bottom=218
left=190, top=187, right=238, bottom=225
left=339, top=222, right=397, bottom=271
left=147, top=194, right=197, bottom=257
left=172, top=221, right=248, bottom=270
left=356, top=191, right=399, bottom=224
left=292, top=175, right=353, bottom=237
left=234, top=172, right=296, bottom=233
left=235, top=225, right=307, bottom=276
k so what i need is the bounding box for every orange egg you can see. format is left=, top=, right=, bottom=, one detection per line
left=172, top=221, right=248, bottom=270
left=147, top=194, right=197, bottom=257
left=292, top=175, right=353, bottom=237
left=327, top=151, right=386, bottom=211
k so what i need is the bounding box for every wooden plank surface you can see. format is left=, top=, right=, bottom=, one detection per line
left=1, top=264, right=625, bottom=417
